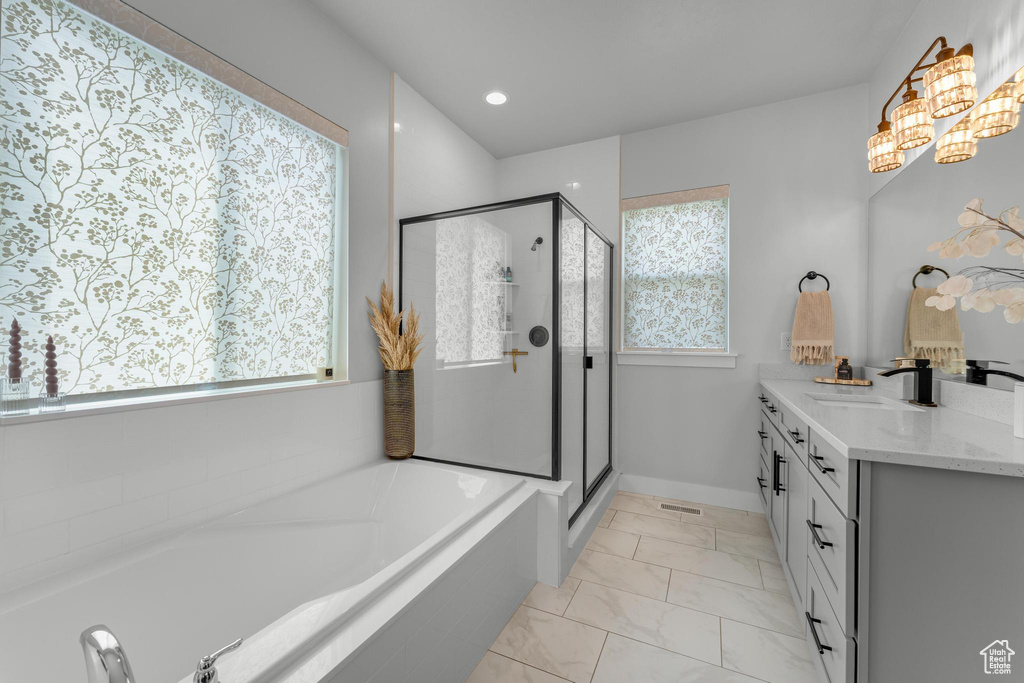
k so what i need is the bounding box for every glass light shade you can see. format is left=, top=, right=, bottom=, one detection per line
left=1015, top=66, right=1024, bottom=104
left=934, top=118, right=976, bottom=164
left=867, top=127, right=903, bottom=173
left=970, top=83, right=1020, bottom=139
left=923, top=54, right=977, bottom=118
left=892, top=93, right=934, bottom=150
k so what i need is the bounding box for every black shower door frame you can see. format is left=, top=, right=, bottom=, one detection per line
left=398, top=193, right=613, bottom=525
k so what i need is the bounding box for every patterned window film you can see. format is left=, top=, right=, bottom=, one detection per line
left=621, top=185, right=729, bottom=352
left=0, top=0, right=346, bottom=396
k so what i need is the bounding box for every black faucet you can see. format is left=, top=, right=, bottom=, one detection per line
left=965, top=360, right=1024, bottom=386
left=877, top=359, right=936, bottom=407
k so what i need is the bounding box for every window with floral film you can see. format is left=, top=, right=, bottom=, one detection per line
left=0, top=0, right=346, bottom=396
left=621, top=185, right=729, bottom=352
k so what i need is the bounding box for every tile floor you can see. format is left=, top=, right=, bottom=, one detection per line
left=468, top=491, right=820, bottom=683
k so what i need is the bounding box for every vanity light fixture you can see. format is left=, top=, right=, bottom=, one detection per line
left=970, top=81, right=1020, bottom=138
left=484, top=90, right=508, bottom=105
left=891, top=88, right=934, bottom=150
left=867, top=121, right=904, bottom=173
left=868, top=36, right=974, bottom=172
left=934, top=117, right=976, bottom=164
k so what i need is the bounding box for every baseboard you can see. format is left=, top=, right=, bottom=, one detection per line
left=617, top=473, right=761, bottom=513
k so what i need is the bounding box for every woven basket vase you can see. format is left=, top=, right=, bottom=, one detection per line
left=383, top=369, right=415, bottom=459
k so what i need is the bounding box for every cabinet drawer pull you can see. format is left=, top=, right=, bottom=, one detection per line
left=767, top=404, right=777, bottom=413
left=806, top=520, right=833, bottom=549
left=805, top=612, right=833, bottom=654
left=757, top=430, right=767, bottom=439
left=787, top=428, right=805, bottom=444
left=811, top=453, right=836, bottom=474
left=758, top=395, right=767, bottom=403
left=757, top=476, right=767, bottom=489
left=772, top=452, right=779, bottom=494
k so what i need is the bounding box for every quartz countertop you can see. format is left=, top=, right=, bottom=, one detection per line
left=761, top=379, right=1024, bottom=477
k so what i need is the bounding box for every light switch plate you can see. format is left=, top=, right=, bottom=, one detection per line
left=781, top=333, right=792, bottom=351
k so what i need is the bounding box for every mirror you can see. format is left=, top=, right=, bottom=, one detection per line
left=867, top=65, right=1024, bottom=390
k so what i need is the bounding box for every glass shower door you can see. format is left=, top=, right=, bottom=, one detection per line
left=585, top=228, right=611, bottom=493
left=560, top=204, right=586, bottom=514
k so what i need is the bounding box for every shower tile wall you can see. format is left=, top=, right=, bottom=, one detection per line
left=0, top=381, right=383, bottom=592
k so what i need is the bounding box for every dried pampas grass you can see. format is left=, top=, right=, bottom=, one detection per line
left=367, top=281, right=423, bottom=370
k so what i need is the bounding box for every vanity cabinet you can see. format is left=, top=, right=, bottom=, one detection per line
left=756, top=384, right=858, bottom=682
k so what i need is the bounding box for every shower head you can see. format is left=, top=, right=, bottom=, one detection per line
left=531, top=237, right=543, bottom=251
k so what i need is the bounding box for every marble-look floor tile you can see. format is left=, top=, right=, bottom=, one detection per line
left=467, top=651, right=570, bottom=683
left=564, top=581, right=721, bottom=666
left=490, top=605, right=607, bottom=683
left=667, top=571, right=802, bottom=636
left=592, top=634, right=762, bottom=683
left=633, top=536, right=763, bottom=588
left=716, top=528, right=779, bottom=562
left=569, top=549, right=670, bottom=600
left=607, top=494, right=680, bottom=520
left=585, top=527, right=640, bottom=558
left=597, top=507, right=616, bottom=528
left=721, top=618, right=818, bottom=683
left=759, top=560, right=789, bottom=595
left=523, top=577, right=581, bottom=616
left=609, top=510, right=715, bottom=549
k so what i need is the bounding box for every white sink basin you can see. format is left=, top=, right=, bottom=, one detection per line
left=803, top=392, right=923, bottom=412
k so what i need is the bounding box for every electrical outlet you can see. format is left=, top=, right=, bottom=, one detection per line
left=781, top=333, right=792, bottom=351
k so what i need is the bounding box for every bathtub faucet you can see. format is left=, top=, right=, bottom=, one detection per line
left=81, top=625, right=136, bottom=683
left=193, top=637, right=244, bottom=683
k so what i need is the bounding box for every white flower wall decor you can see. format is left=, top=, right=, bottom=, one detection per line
left=926, top=199, right=1024, bottom=324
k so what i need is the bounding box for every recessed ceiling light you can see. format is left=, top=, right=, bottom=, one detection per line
left=484, top=90, right=508, bottom=106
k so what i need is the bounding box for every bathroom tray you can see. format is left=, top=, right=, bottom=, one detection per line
left=814, top=377, right=873, bottom=386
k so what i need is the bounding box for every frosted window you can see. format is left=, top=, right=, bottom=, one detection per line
left=0, top=0, right=342, bottom=395
left=622, top=189, right=729, bottom=351
left=435, top=215, right=507, bottom=365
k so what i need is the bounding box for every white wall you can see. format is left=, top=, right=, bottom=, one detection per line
left=867, top=0, right=1024, bottom=197
left=0, top=0, right=396, bottom=588
left=617, top=85, right=869, bottom=503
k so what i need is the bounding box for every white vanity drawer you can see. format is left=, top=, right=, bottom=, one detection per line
left=807, top=475, right=856, bottom=636
left=759, top=388, right=781, bottom=426
left=808, top=430, right=858, bottom=518
left=778, top=403, right=808, bottom=466
left=806, top=558, right=856, bottom=683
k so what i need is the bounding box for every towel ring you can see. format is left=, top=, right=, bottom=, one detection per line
left=798, top=271, right=830, bottom=292
left=912, top=265, right=950, bottom=288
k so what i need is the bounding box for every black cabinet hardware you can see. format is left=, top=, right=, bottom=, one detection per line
left=757, top=430, right=767, bottom=439
left=758, top=395, right=767, bottom=403
left=773, top=452, right=786, bottom=495
left=788, top=429, right=805, bottom=444
left=757, top=476, right=767, bottom=489
left=807, top=520, right=833, bottom=549
left=767, top=404, right=777, bottom=414
left=805, top=612, right=832, bottom=654
left=811, top=453, right=836, bottom=474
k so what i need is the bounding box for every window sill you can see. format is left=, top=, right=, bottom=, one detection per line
left=0, top=377, right=352, bottom=426
left=616, top=351, right=738, bottom=368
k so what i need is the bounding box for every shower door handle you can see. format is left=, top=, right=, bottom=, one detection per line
left=585, top=356, right=594, bottom=369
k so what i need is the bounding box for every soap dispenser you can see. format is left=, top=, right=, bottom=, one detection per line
left=835, top=357, right=853, bottom=381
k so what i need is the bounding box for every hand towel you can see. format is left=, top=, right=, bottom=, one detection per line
left=791, top=290, right=834, bottom=365
left=904, top=286, right=964, bottom=370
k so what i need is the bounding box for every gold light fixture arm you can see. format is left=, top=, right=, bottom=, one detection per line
left=503, top=348, right=528, bottom=373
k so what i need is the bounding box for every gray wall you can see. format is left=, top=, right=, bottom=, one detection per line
left=617, top=85, right=869, bottom=498
left=127, top=0, right=392, bottom=383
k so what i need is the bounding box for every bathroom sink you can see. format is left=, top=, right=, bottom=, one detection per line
left=803, top=392, right=923, bottom=412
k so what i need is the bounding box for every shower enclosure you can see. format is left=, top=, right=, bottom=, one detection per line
left=400, top=194, right=612, bottom=524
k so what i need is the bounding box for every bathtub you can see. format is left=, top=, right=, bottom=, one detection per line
left=0, top=460, right=531, bottom=682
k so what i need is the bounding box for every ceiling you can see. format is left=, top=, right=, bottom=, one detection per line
left=310, top=0, right=920, bottom=159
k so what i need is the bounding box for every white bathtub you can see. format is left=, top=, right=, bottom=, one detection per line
left=0, top=460, right=527, bottom=682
